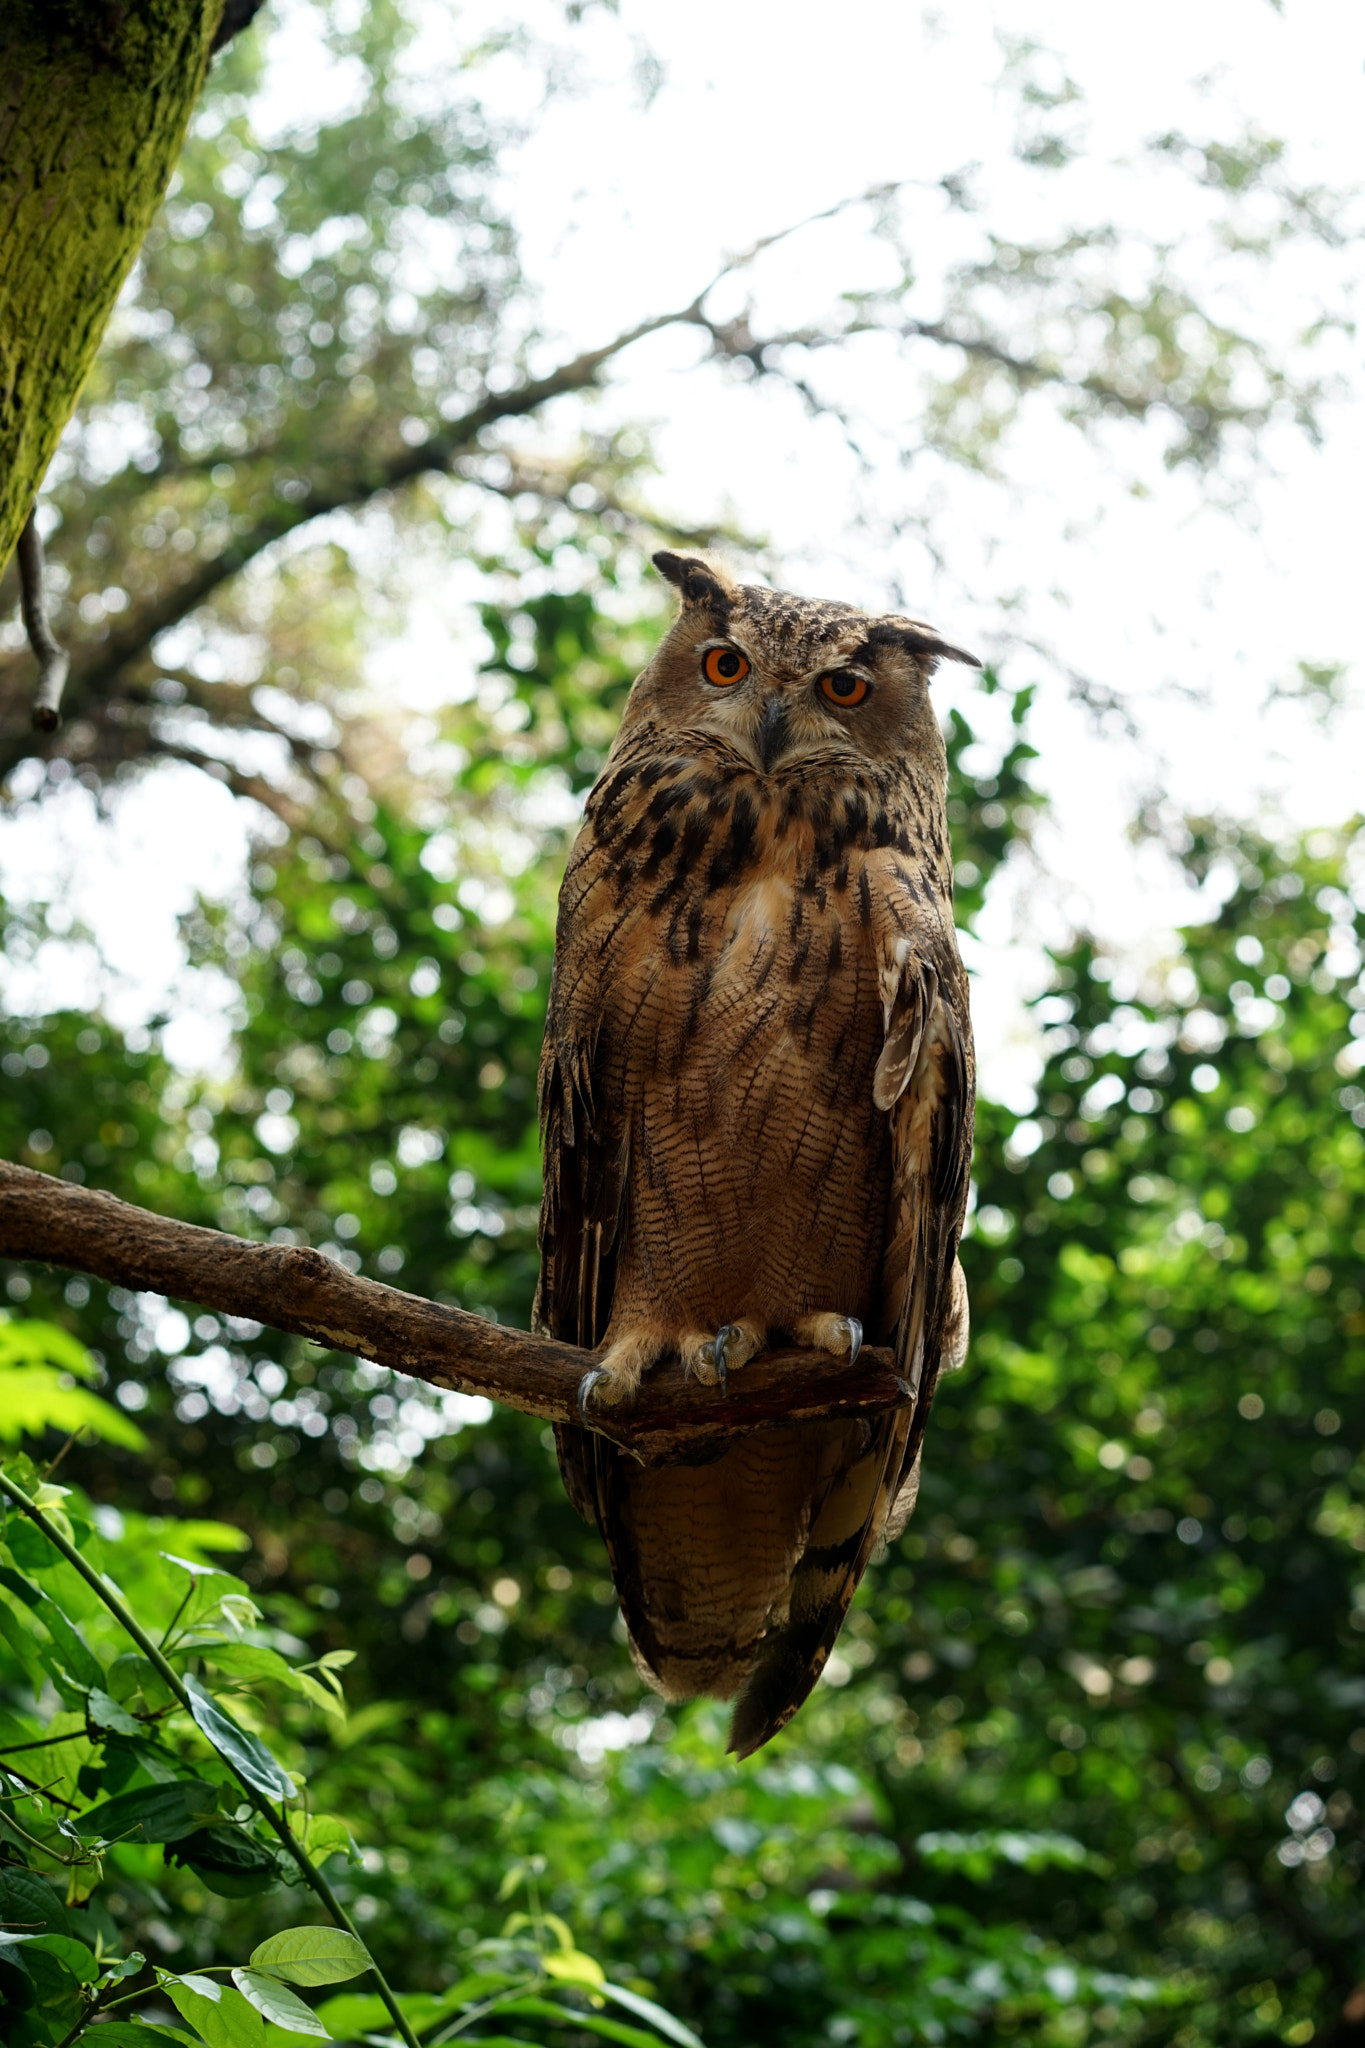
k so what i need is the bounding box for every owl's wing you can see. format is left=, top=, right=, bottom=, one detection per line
left=876, top=947, right=974, bottom=1535
left=726, top=925, right=973, bottom=1761
left=532, top=839, right=631, bottom=1521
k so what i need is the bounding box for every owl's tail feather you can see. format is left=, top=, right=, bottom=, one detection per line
left=732, top=1540, right=859, bottom=1753
left=726, top=1414, right=909, bottom=1759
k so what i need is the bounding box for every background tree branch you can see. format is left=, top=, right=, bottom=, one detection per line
left=0, top=1160, right=908, bottom=1466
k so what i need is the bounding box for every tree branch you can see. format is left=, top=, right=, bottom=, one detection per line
left=21, top=185, right=924, bottom=729
left=16, top=514, right=70, bottom=732
left=0, top=1162, right=909, bottom=1466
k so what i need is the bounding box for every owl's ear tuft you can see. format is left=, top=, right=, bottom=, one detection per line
left=914, top=632, right=982, bottom=671
left=652, top=550, right=736, bottom=613
left=864, top=621, right=982, bottom=673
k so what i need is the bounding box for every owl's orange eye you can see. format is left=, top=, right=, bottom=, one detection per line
left=703, top=646, right=750, bottom=687
left=818, top=670, right=869, bottom=707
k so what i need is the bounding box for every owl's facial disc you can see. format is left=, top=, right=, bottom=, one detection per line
left=689, top=637, right=884, bottom=774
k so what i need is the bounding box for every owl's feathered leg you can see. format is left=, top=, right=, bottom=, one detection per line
left=581, top=1327, right=670, bottom=1408
left=580, top=1315, right=772, bottom=1409
left=789, top=1312, right=863, bottom=1365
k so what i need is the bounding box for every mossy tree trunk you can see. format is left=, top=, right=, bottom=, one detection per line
left=0, top=0, right=228, bottom=575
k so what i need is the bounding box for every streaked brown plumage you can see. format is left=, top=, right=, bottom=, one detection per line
left=535, top=550, right=977, bottom=1756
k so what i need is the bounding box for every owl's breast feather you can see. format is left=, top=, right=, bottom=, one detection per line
left=715, top=867, right=796, bottom=971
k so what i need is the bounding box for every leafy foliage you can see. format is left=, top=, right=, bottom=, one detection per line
left=0, top=1428, right=695, bottom=2048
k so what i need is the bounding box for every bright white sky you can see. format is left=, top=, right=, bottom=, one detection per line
left=3, top=0, right=1363, bottom=1106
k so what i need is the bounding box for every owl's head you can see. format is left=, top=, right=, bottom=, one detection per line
left=625, top=551, right=981, bottom=778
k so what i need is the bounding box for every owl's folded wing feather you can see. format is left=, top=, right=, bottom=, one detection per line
left=726, top=915, right=974, bottom=1759
left=533, top=833, right=630, bottom=1522
left=877, top=935, right=974, bottom=1537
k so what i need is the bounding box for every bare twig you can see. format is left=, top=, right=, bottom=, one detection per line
left=5, top=189, right=918, bottom=741
left=16, top=512, right=70, bottom=732
left=0, top=1160, right=908, bottom=1466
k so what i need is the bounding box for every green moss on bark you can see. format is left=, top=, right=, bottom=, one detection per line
left=0, top=0, right=226, bottom=573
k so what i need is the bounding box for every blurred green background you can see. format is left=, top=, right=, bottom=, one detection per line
left=3, top=5, right=1364, bottom=2044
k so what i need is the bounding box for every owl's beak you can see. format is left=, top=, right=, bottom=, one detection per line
left=757, top=695, right=790, bottom=774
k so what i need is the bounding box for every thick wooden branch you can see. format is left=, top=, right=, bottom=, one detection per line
left=0, top=1162, right=907, bottom=1466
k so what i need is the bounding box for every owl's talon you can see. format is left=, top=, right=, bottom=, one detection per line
left=682, top=1319, right=764, bottom=1386
left=845, top=1317, right=863, bottom=1365
left=577, top=1368, right=608, bottom=1419
left=714, top=1323, right=745, bottom=1388
left=895, top=1376, right=915, bottom=1402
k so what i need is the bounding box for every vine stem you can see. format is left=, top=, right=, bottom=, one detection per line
left=0, top=1467, right=421, bottom=2048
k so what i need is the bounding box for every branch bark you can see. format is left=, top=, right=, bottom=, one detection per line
left=0, top=1161, right=909, bottom=1466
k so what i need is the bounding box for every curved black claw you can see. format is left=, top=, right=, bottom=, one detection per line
left=895, top=1375, right=916, bottom=1402
left=713, top=1323, right=744, bottom=1390
left=845, top=1317, right=863, bottom=1366
left=577, top=1368, right=608, bottom=1420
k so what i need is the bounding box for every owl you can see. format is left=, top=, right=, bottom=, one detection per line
left=535, top=550, right=978, bottom=1757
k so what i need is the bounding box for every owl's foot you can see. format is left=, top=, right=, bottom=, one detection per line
left=682, top=1318, right=767, bottom=1390
left=579, top=1329, right=669, bottom=1412
left=790, top=1312, right=863, bottom=1364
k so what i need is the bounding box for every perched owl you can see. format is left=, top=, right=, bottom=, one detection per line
left=535, top=551, right=978, bottom=1757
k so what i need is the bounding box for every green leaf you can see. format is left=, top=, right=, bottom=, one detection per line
left=201, top=1643, right=300, bottom=1687
left=503, top=1997, right=667, bottom=2048
left=543, top=1949, right=606, bottom=1990
left=436, top=2039, right=541, bottom=2048
left=0, top=1324, right=144, bottom=1453
left=0, top=1932, right=87, bottom=2028
left=312, top=1983, right=515, bottom=2039
left=200, top=1643, right=345, bottom=1720
left=0, top=1564, right=105, bottom=1689
left=0, top=1591, right=46, bottom=1691
left=27, top=1931, right=99, bottom=1983
left=170, top=1824, right=289, bottom=1898
left=158, top=1520, right=251, bottom=1559
left=160, top=1553, right=236, bottom=1581
left=0, top=1320, right=97, bottom=1377
left=91, top=2025, right=201, bottom=2048
left=183, top=1674, right=296, bottom=1801
left=164, top=1974, right=268, bottom=2048
left=600, top=1984, right=707, bottom=2048
left=0, top=1864, right=72, bottom=1938
left=82, top=1779, right=222, bottom=1845
left=311, top=1995, right=391, bottom=2038
left=88, top=1686, right=144, bottom=1735
left=105, top=1651, right=177, bottom=1715
left=0, top=1363, right=147, bottom=1450
left=232, top=1968, right=331, bottom=2035
left=292, top=1813, right=355, bottom=1865
left=0, top=1931, right=36, bottom=2014
left=249, top=1927, right=371, bottom=1986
